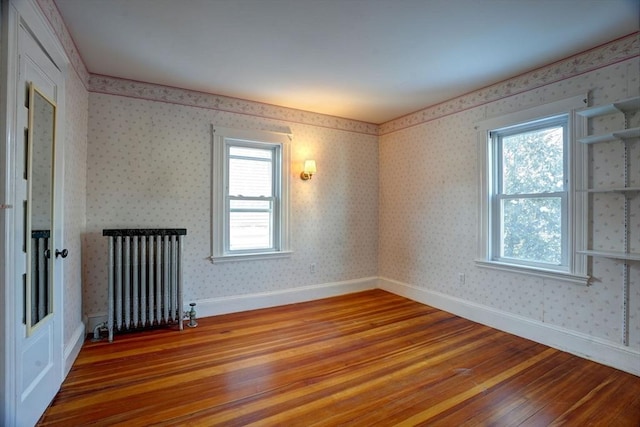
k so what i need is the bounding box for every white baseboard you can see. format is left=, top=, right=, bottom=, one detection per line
left=194, top=277, right=378, bottom=318
left=85, top=277, right=378, bottom=332
left=82, top=276, right=638, bottom=376
left=63, top=322, right=85, bottom=377
left=378, top=277, right=640, bottom=376
left=85, top=312, right=107, bottom=335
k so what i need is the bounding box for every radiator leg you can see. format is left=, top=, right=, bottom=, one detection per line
left=92, top=322, right=108, bottom=342
left=178, top=235, right=184, bottom=330
left=187, top=303, right=198, bottom=328
left=108, top=236, right=115, bottom=342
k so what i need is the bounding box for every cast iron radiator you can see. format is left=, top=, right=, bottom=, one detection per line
left=103, top=228, right=187, bottom=342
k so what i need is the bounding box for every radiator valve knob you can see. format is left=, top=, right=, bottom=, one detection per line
left=188, top=302, right=198, bottom=328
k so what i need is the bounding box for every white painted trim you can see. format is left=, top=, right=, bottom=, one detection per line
left=475, top=94, right=588, bottom=131
left=476, top=94, right=590, bottom=283
left=474, top=259, right=590, bottom=286
left=378, top=277, right=640, bottom=376
left=210, top=250, right=293, bottom=264
left=195, top=277, right=378, bottom=317
left=63, top=322, right=85, bottom=377
left=85, top=312, right=107, bottom=334
left=2, top=2, right=71, bottom=424
left=211, top=125, right=292, bottom=262
left=0, top=2, right=20, bottom=424
left=85, top=276, right=639, bottom=375
left=86, top=277, right=378, bottom=329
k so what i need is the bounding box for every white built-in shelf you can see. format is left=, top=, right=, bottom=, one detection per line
left=577, top=96, right=640, bottom=346
left=577, top=127, right=640, bottom=144
left=579, top=187, right=640, bottom=194
left=577, top=97, right=640, bottom=118
left=578, top=250, right=640, bottom=262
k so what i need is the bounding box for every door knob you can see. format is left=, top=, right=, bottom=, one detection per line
left=55, top=249, right=68, bottom=259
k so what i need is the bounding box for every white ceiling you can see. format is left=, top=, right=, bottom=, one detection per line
left=54, top=0, right=639, bottom=124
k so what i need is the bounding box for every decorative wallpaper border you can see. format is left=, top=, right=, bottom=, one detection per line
left=36, top=0, right=90, bottom=86
left=37, top=1, right=638, bottom=136
left=87, top=74, right=380, bottom=135
left=379, top=32, right=639, bottom=135
left=37, top=0, right=378, bottom=134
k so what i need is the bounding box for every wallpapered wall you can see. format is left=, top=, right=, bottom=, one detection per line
left=36, top=0, right=639, bottom=356
left=62, top=70, right=88, bottom=346
left=379, top=56, right=640, bottom=350
left=82, top=92, right=379, bottom=315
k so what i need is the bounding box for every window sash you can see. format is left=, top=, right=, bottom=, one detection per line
left=224, top=140, right=281, bottom=255
left=227, top=143, right=275, bottom=198
left=491, top=193, right=568, bottom=267
left=489, top=115, right=569, bottom=270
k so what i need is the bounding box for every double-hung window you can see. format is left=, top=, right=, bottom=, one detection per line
left=491, top=115, right=568, bottom=268
left=211, top=126, right=291, bottom=262
left=476, top=95, right=589, bottom=284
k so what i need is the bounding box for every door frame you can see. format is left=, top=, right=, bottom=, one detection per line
left=1, top=0, right=69, bottom=424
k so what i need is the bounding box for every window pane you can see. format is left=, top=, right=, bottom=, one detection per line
left=501, top=125, right=564, bottom=194
left=229, top=157, right=272, bottom=197
left=500, top=197, right=562, bottom=264
left=229, top=211, right=272, bottom=250
left=229, top=145, right=273, bottom=160
left=230, top=199, right=271, bottom=211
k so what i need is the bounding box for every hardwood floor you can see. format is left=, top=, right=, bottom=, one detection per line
left=38, top=290, right=639, bottom=426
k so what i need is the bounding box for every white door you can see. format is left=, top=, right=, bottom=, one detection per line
left=12, top=22, right=64, bottom=427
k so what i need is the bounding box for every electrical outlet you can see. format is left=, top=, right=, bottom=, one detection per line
left=458, top=273, right=465, bottom=286
left=310, top=263, right=316, bottom=274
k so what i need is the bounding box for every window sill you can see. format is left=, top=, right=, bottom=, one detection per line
left=474, top=259, right=590, bottom=286
left=210, top=250, right=293, bottom=264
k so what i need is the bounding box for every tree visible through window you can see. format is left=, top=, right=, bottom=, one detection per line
left=491, top=115, right=568, bottom=267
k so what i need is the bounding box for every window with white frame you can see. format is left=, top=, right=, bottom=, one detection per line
left=211, top=126, right=291, bottom=262
left=476, top=95, right=589, bottom=284
left=491, top=115, right=568, bottom=268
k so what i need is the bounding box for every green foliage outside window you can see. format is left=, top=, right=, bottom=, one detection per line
left=497, top=124, right=565, bottom=265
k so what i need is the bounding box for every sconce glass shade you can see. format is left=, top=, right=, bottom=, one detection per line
left=304, top=160, right=316, bottom=174
left=301, top=159, right=317, bottom=180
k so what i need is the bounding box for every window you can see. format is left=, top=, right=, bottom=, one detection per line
left=491, top=116, right=568, bottom=268
left=211, top=126, right=291, bottom=262
left=476, top=95, right=589, bottom=284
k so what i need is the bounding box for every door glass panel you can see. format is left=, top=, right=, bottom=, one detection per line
left=27, top=83, right=56, bottom=333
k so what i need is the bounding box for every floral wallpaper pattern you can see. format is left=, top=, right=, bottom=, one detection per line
left=34, top=0, right=640, bottom=354
left=88, top=75, right=379, bottom=136
left=379, top=33, right=639, bottom=134
left=83, top=94, right=379, bottom=315
left=36, top=0, right=90, bottom=87
left=379, top=57, right=640, bottom=349
left=62, top=69, right=88, bottom=345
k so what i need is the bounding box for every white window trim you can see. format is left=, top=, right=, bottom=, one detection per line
left=475, top=94, right=590, bottom=285
left=210, top=126, right=292, bottom=263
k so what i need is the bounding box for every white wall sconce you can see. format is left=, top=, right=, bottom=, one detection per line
left=300, top=160, right=317, bottom=180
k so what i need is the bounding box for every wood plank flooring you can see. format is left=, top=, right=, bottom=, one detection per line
left=38, top=290, right=640, bottom=426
